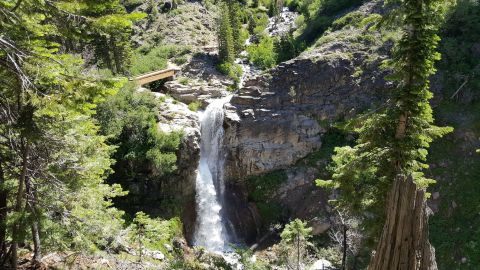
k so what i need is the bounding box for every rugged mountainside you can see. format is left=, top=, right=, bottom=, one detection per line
left=219, top=0, right=390, bottom=243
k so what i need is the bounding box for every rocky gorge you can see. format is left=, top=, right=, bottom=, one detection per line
left=97, top=0, right=480, bottom=268
left=147, top=0, right=395, bottom=246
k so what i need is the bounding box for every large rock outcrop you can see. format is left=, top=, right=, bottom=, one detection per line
left=222, top=1, right=392, bottom=243
left=224, top=1, right=390, bottom=179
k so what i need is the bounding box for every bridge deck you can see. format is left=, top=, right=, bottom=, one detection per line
left=132, top=68, right=179, bottom=85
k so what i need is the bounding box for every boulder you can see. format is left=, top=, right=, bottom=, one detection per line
left=310, top=259, right=334, bottom=270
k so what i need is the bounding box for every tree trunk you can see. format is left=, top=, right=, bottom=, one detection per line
left=0, top=159, right=7, bottom=261
left=368, top=175, right=437, bottom=270
left=296, top=234, right=300, bottom=270
left=31, top=220, right=41, bottom=263
left=110, top=37, right=123, bottom=75
left=25, top=177, right=41, bottom=263
left=11, top=139, right=29, bottom=269
left=395, top=113, right=408, bottom=139
left=342, top=224, right=347, bottom=270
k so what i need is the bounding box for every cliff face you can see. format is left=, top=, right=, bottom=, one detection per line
left=225, top=1, right=389, bottom=179
left=221, top=1, right=391, bottom=243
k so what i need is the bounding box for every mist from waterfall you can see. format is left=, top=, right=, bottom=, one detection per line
left=193, top=96, right=232, bottom=252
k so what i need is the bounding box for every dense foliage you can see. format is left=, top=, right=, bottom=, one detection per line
left=96, top=83, right=182, bottom=212
left=0, top=0, right=140, bottom=266
left=247, top=36, right=278, bottom=69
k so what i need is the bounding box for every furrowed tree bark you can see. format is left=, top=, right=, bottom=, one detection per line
left=367, top=175, right=437, bottom=270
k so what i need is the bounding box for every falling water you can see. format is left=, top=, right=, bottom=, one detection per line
left=193, top=96, right=232, bottom=252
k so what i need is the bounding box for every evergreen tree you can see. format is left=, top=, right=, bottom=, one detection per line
left=279, top=219, right=312, bottom=270
left=0, top=0, right=138, bottom=266
left=50, top=0, right=145, bottom=74
left=218, top=2, right=235, bottom=64
left=268, top=0, right=279, bottom=17
left=318, top=0, right=453, bottom=266
left=228, top=0, right=243, bottom=54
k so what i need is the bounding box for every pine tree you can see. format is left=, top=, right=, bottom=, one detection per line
left=228, top=0, right=243, bottom=54
left=0, top=1, right=135, bottom=267
left=218, top=2, right=235, bottom=64
left=318, top=0, right=453, bottom=268
left=269, top=0, right=279, bottom=17
left=279, top=219, right=312, bottom=270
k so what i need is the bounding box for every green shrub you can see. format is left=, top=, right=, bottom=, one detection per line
left=178, top=77, right=190, bottom=85
left=248, top=12, right=269, bottom=37
left=217, top=62, right=243, bottom=86
left=237, top=248, right=272, bottom=270
left=247, top=36, right=277, bottom=69
left=331, top=11, right=364, bottom=30
left=129, top=212, right=183, bottom=258
left=188, top=100, right=202, bottom=111
left=285, top=0, right=301, bottom=11
left=275, top=32, right=306, bottom=63
left=130, top=48, right=168, bottom=76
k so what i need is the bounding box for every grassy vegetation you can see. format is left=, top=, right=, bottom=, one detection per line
left=217, top=62, right=243, bottom=86
left=129, top=45, right=192, bottom=76
left=178, top=77, right=190, bottom=85
left=187, top=100, right=202, bottom=111
left=296, top=0, right=366, bottom=44
left=428, top=102, right=480, bottom=269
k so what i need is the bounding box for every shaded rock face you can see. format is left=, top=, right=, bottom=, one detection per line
left=221, top=0, right=390, bottom=243
left=224, top=50, right=389, bottom=180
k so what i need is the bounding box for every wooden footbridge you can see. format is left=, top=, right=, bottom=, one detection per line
left=131, top=67, right=180, bottom=86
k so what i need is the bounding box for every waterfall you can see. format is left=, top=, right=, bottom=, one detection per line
left=193, top=96, right=232, bottom=252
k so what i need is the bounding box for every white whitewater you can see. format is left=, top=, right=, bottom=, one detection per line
left=193, top=96, right=231, bottom=252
